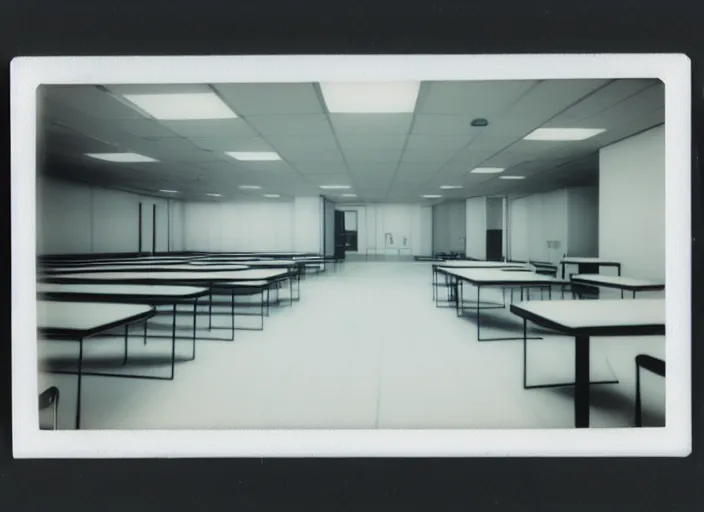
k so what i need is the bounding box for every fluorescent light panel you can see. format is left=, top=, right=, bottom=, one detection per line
left=523, top=128, right=606, bottom=141
left=320, top=82, right=421, bottom=113
left=122, top=92, right=237, bottom=120
left=500, top=176, right=525, bottom=180
left=263, top=194, right=281, bottom=198
left=320, top=185, right=351, bottom=190
left=470, top=167, right=504, bottom=174
left=226, top=152, right=281, bottom=161
left=422, top=194, right=442, bottom=198
left=85, top=152, right=157, bottom=163
left=206, top=193, right=223, bottom=197
left=341, top=194, right=357, bottom=197
left=159, top=189, right=179, bottom=193
left=238, top=185, right=262, bottom=190
left=440, top=185, right=462, bottom=189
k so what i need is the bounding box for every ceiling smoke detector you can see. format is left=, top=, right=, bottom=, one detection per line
left=471, top=118, right=489, bottom=127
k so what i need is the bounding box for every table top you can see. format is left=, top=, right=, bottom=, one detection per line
left=37, top=283, right=210, bottom=298
left=42, top=268, right=290, bottom=283
left=510, top=298, right=665, bottom=336
left=439, top=268, right=567, bottom=285
left=437, top=261, right=528, bottom=269
left=43, top=263, right=250, bottom=273
left=189, top=260, right=297, bottom=266
left=37, top=300, right=155, bottom=337
left=571, top=274, right=665, bottom=290
left=561, top=257, right=621, bottom=265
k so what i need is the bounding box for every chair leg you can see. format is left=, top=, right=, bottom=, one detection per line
left=635, top=362, right=642, bottom=427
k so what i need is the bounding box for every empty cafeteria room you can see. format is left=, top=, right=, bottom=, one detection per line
left=33, top=78, right=668, bottom=432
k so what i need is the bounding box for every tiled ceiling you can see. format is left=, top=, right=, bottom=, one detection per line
left=37, top=79, right=665, bottom=204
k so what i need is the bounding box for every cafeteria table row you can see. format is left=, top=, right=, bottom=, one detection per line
left=430, top=259, right=665, bottom=429
left=37, top=263, right=309, bottom=430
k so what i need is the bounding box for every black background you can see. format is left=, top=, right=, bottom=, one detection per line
left=1, top=0, right=702, bottom=510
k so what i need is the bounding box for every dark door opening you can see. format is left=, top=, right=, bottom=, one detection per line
left=334, top=210, right=346, bottom=260
left=343, top=211, right=358, bottom=252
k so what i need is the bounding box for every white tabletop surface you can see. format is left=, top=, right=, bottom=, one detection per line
left=189, top=260, right=296, bottom=266
left=38, top=301, right=154, bottom=332
left=46, top=269, right=289, bottom=281
left=571, top=274, right=665, bottom=288
left=561, top=257, right=620, bottom=265
left=38, top=283, right=209, bottom=296
left=511, top=299, right=665, bottom=330
left=437, top=261, right=528, bottom=268
left=45, top=263, right=249, bottom=273
left=441, top=268, right=567, bottom=284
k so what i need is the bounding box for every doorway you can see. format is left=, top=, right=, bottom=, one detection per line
left=343, top=210, right=358, bottom=252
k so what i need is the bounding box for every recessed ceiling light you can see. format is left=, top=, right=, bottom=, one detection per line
left=319, top=82, right=421, bottom=113
left=122, top=92, right=237, bottom=120
left=85, top=152, right=158, bottom=163
left=499, top=176, right=525, bottom=180
left=422, top=194, right=443, bottom=199
left=470, top=167, right=504, bottom=174
left=523, top=128, right=606, bottom=141
left=206, top=193, right=223, bottom=197
left=159, top=189, right=179, bottom=193
left=238, top=185, right=262, bottom=190
left=263, top=194, right=281, bottom=198
left=226, top=152, right=281, bottom=161
left=320, top=185, right=351, bottom=190
left=341, top=194, right=357, bottom=197
left=440, top=185, right=462, bottom=189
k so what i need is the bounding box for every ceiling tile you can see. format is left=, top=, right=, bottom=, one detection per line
left=294, top=163, right=348, bottom=175
left=214, top=83, right=324, bottom=115
left=266, top=133, right=339, bottom=151
left=279, top=148, right=344, bottom=164
left=336, top=134, right=408, bottom=151
left=412, top=115, right=484, bottom=135
left=45, top=85, right=145, bottom=120
left=160, top=119, right=258, bottom=138
left=110, top=120, right=181, bottom=138
left=347, top=163, right=398, bottom=174
left=506, top=79, right=610, bottom=118
left=417, top=81, right=537, bottom=115
left=190, top=136, right=274, bottom=152
left=404, top=134, right=472, bottom=152
left=401, top=149, right=456, bottom=163
left=246, top=115, right=331, bottom=135
left=570, top=83, right=664, bottom=129
left=330, top=114, right=413, bottom=135
left=343, top=148, right=403, bottom=163
left=397, top=162, right=444, bottom=174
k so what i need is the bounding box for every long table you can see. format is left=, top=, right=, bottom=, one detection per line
left=432, top=261, right=529, bottom=303
left=38, top=301, right=157, bottom=429
left=560, top=257, right=621, bottom=279
left=510, top=299, right=665, bottom=428
left=570, top=274, right=665, bottom=299
left=437, top=267, right=569, bottom=341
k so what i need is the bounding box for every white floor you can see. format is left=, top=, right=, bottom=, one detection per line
left=37, top=261, right=666, bottom=430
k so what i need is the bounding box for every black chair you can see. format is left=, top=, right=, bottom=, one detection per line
left=635, top=355, right=666, bottom=427
left=39, top=386, right=60, bottom=430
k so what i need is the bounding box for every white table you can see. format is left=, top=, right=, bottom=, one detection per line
left=432, top=261, right=529, bottom=302
left=38, top=301, right=157, bottom=429
left=43, top=263, right=250, bottom=274
left=560, top=257, right=621, bottom=279
left=570, top=274, right=665, bottom=298
left=510, top=299, right=665, bottom=428
left=38, top=283, right=214, bottom=353
left=437, top=268, right=569, bottom=342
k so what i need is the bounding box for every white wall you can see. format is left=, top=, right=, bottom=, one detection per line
left=567, top=186, right=599, bottom=257
left=419, top=206, right=433, bottom=256
left=599, top=125, right=665, bottom=281
left=168, top=200, right=185, bottom=251
left=37, top=176, right=174, bottom=255
left=432, top=200, right=466, bottom=254
left=184, top=200, right=297, bottom=252
left=465, top=197, right=487, bottom=259
left=508, top=197, right=530, bottom=261
left=485, top=197, right=503, bottom=230
left=293, top=196, right=323, bottom=253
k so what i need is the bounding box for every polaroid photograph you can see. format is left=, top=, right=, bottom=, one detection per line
left=10, top=54, right=691, bottom=458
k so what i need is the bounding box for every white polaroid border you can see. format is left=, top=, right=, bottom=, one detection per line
left=11, top=54, right=692, bottom=458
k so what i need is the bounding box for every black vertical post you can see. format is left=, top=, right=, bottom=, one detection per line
left=574, top=335, right=591, bottom=428
left=138, top=203, right=143, bottom=253
left=152, top=204, right=157, bottom=255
